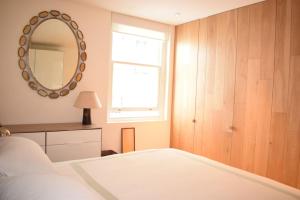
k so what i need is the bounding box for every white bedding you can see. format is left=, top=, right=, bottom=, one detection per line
left=54, top=148, right=300, bottom=200
left=0, top=136, right=103, bottom=200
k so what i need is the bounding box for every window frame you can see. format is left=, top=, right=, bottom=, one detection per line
left=107, top=23, right=169, bottom=122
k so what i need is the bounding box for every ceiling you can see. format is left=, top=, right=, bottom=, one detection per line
left=71, top=0, right=264, bottom=25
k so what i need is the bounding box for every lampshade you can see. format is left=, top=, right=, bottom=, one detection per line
left=74, top=91, right=102, bottom=109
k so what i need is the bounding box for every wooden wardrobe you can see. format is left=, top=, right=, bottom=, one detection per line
left=171, top=0, right=300, bottom=189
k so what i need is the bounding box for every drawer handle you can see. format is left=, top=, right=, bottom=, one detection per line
left=48, top=141, right=98, bottom=146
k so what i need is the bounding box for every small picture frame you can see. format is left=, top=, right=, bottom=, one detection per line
left=121, top=128, right=135, bottom=153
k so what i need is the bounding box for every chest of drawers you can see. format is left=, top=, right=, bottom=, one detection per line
left=4, top=123, right=102, bottom=162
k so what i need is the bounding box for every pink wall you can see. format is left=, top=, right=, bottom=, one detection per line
left=0, top=0, right=174, bottom=152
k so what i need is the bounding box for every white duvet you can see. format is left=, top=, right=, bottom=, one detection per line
left=54, top=148, right=300, bottom=200
left=0, top=137, right=103, bottom=200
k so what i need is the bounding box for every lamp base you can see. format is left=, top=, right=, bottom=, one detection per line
left=82, top=108, right=91, bottom=125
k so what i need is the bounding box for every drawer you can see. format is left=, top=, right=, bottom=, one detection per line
left=13, top=132, right=46, bottom=152
left=47, top=142, right=101, bottom=162
left=39, top=145, right=46, bottom=152
left=14, top=132, right=46, bottom=146
left=47, top=129, right=101, bottom=145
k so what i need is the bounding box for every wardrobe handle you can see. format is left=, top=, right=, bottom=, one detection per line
left=226, top=126, right=235, bottom=133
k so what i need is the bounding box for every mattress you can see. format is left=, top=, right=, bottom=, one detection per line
left=54, top=148, right=300, bottom=200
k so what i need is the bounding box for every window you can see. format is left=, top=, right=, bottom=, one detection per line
left=108, top=23, right=169, bottom=121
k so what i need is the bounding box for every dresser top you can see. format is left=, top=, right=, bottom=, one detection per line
left=3, top=123, right=101, bottom=134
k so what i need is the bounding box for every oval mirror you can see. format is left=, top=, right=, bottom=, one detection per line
left=18, top=11, right=87, bottom=99
left=29, top=19, right=78, bottom=90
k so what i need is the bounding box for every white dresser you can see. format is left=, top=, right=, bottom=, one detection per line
left=5, top=123, right=102, bottom=162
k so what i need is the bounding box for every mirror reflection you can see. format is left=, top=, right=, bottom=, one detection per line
left=29, top=19, right=78, bottom=90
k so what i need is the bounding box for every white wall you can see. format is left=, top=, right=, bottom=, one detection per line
left=0, top=0, right=174, bottom=152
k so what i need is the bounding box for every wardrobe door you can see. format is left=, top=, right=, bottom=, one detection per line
left=200, top=10, right=237, bottom=164
left=193, top=18, right=208, bottom=155
left=267, top=0, right=300, bottom=188
left=230, top=0, right=276, bottom=175
left=171, top=20, right=199, bottom=152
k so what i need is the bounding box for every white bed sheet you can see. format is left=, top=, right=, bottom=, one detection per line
left=54, top=148, right=300, bottom=200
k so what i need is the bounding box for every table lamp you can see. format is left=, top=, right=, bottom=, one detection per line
left=74, top=91, right=102, bottom=125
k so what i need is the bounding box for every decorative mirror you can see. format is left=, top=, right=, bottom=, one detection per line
left=18, top=10, right=87, bottom=99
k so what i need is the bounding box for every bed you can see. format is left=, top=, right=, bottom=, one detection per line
left=1, top=137, right=300, bottom=200
left=54, top=149, right=300, bottom=200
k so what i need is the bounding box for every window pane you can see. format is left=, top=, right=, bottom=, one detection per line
left=112, top=63, right=159, bottom=108
left=112, top=32, right=163, bottom=66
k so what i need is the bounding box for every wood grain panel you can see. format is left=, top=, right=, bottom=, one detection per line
left=268, top=113, right=289, bottom=182
left=260, top=0, right=277, bottom=80
left=194, top=18, right=208, bottom=155
left=230, top=6, right=250, bottom=169
left=267, top=0, right=300, bottom=188
left=298, top=164, right=300, bottom=189
left=291, top=0, right=300, bottom=56
left=253, top=0, right=276, bottom=176
left=171, top=20, right=199, bottom=152
left=288, top=57, right=300, bottom=132
left=285, top=130, right=300, bottom=187
left=272, top=0, right=291, bottom=113
left=288, top=0, right=300, bottom=186
left=172, top=0, right=300, bottom=189
left=231, top=0, right=276, bottom=176
left=290, top=1, right=300, bottom=188
left=201, top=10, right=237, bottom=164
left=236, top=3, right=263, bottom=170
left=253, top=80, right=274, bottom=175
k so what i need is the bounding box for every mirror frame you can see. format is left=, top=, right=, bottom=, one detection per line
left=18, top=10, right=87, bottom=99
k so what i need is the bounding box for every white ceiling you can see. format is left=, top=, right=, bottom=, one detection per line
left=71, top=0, right=264, bottom=25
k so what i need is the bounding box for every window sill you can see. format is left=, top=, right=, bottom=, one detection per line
left=107, top=117, right=166, bottom=124
left=107, top=111, right=167, bottom=123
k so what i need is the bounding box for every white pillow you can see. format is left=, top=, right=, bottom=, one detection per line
left=0, top=137, right=55, bottom=176
left=0, top=174, right=103, bottom=200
